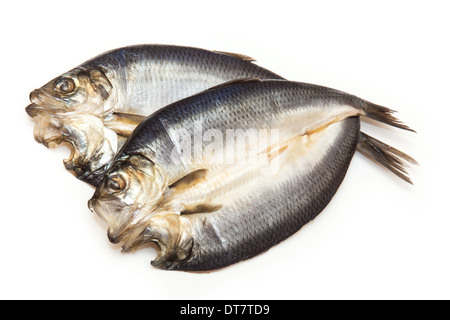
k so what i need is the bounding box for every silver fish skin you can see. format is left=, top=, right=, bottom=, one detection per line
left=89, top=79, right=416, bottom=271
left=26, top=45, right=283, bottom=186
left=170, top=117, right=360, bottom=271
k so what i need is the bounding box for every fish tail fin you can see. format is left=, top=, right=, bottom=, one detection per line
left=357, top=132, right=418, bottom=184
left=362, top=101, right=416, bottom=132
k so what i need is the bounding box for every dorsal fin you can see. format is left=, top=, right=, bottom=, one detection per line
left=214, top=50, right=256, bottom=62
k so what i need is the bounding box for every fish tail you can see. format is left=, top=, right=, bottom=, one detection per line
left=362, top=101, right=416, bottom=132
left=357, top=132, right=418, bottom=184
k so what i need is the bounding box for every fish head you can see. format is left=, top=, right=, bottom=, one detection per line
left=88, top=154, right=166, bottom=245
left=26, top=67, right=115, bottom=118
left=26, top=68, right=118, bottom=185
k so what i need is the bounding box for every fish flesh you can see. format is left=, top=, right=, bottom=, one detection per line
left=26, top=45, right=283, bottom=186
left=88, top=79, right=416, bottom=271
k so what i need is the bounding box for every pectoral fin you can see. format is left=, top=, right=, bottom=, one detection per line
left=169, top=169, right=208, bottom=190
left=104, top=112, right=146, bottom=137
left=181, top=203, right=223, bottom=215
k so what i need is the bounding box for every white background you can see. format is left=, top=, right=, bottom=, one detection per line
left=0, top=0, right=448, bottom=299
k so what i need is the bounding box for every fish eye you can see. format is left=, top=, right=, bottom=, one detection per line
left=105, top=175, right=126, bottom=193
left=54, top=77, right=75, bottom=94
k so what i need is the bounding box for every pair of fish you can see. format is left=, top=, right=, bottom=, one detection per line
left=26, top=45, right=416, bottom=271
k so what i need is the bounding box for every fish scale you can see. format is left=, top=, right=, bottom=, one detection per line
left=120, top=80, right=361, bottom=172
left=27, top=45, right=283, bottom=186
left=84, top=45, right=283, bottom=115
left=90, top=79, right=416, bottom=271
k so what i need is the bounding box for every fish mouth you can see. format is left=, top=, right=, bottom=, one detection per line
left=106, top=214, right=138, bottom=245
left=107, top=228, right=124, bottom=244
left=103, top=211, right=144, bottom=247
left=117, top=223, right=150, bottom=252
left=25, top=103, right=66, bottom=118
left=27, top=89, right=47, bottom=118
left=32, top=114, right=64, bottom=146
left=26, top=89, right=67, bottom=118
left=30, top=113, right=79, bottom=177
left=110, top=207, right=167, bottom=252
left=29, top=108, right=118, bottom=185
left=26, top=103, right=43, bottom=118
left=89, top=195, right=153, bottom=250
left=88, top=196, right=130, bottom=243
left=27, top=89, right=79, bottom=169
